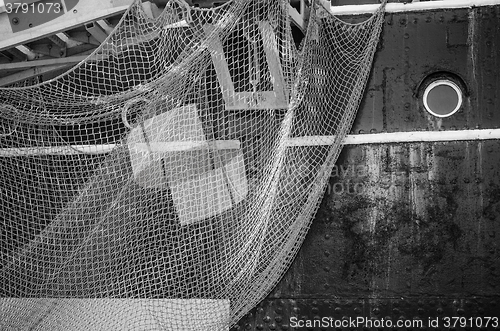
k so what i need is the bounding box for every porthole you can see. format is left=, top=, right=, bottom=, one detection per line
left=423, top=79, right=462, bottom=118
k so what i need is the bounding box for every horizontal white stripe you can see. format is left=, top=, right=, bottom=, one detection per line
left=288, top=129, right=500, bottom=146
left=0, top=140, right=240, bottom=157
left=0, top=144, right=116, bottom=157
left=1, top=129, right=499, bottom=156
left=330, top=0, right=500, bottom=15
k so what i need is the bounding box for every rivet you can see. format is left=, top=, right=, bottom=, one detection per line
left=354, top=307, right=361, bottom=314
left=12, top=17, right=19, bottom=25
left=426, top=16, right=432, bottom=22
left=324, top=251, right=330, bottom=257
left=404, top=33, right=410, bottom=39
left=245, top=323, right=252, bottom=330
left=393, top=308, right=400, bottom=314
left=358, top=129, right=365, bottom=134
left=269, top=323, right=276, bottom=330
left=437, top=308, right=444, bottom=315
left=370, top=128, right=377, bottom=133
left=275, top=315, right=282, bottom=323
left=463, top=178, right=470, bottom=183
left=324, top=266, right=330, bottom=272
left=324, top=233, right=330, bottom=239
left=334, top=307, right=342, bottom=314
left=256, top=324, right=264, bottom=330
left=293, top=307, right=300, bottom=313
left=457, top=308, right=465, bottom=315
left=324, top=283, right=329, bottom=289
left=453, top=300, right=460, bottom=307
left=263, top=316, right=271, bottom=323
left=312, top=307, right=319, bottom=314
left=281, top=324, right=289, bottom=330
left=400, top=18, right=407, bottom=25
left=373, top=308, right=380, bottom=315
left=429, top=300, right=436, bottom=307
left=73, top=9, right=77, bottom=13
left=275, top=307, right=283, bottom=314
left=413, top=18, right=418, bottom=24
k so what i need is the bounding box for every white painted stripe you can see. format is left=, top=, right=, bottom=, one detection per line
left=130, top=140, right=240, bottom=152
left=0, top=144, right=117, bottom=157
left=330, top=0, right=500, bottom=15
left=0, top=140, right=240, bottom=157
left=1, top=130, right=499, bottom=156
left=287, top=129, right=500, bottom=146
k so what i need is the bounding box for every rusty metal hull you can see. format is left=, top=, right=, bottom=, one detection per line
left=234, top=4, right=500, bottom=330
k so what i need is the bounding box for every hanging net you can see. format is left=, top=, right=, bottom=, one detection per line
left=0, top=0, right=386, bottom=329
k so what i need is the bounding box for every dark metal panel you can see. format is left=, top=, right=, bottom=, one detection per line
left=266, top=141, right=500, bottom=299
left=353, top=6, right=500, bottom=133
left=233, top=298, right=500, bottom=330
left=235, top=140, right=500, bottom=329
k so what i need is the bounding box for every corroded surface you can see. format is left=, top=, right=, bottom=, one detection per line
left=235, top=5, right=500, bottom=329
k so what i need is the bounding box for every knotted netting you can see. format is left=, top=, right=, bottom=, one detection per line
left=0, top=0, right=386, bottom=329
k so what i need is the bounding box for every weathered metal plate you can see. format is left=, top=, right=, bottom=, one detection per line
left=352, top=6, right=500, bottom=133
left=236, top=5, right=500, bottom=328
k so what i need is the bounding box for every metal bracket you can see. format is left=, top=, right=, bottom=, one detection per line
left=204, top=21, right=289, bottom=111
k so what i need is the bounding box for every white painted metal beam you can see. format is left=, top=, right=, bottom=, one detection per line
left=0, top=55, right=88, bottom=70
left=330, top=0, right=500, bottom=15
left=1, top=130, right=500, bottom=157
left=0, top=140, right=240, bottom=157
left=287, top=129, right=500, bottom=146
left=0, top=63, right=72, bottom=86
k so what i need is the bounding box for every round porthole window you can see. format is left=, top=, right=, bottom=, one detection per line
left=423, top=79, right=463, bottom=118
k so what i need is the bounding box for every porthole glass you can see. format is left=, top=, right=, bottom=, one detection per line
left=423, top=79, right=462, bottom=118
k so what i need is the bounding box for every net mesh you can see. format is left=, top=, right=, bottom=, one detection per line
left=0, top=0, right=386, bottom=329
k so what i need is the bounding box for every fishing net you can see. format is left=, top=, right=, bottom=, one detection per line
left=0, top=0, right=386, bottom=329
